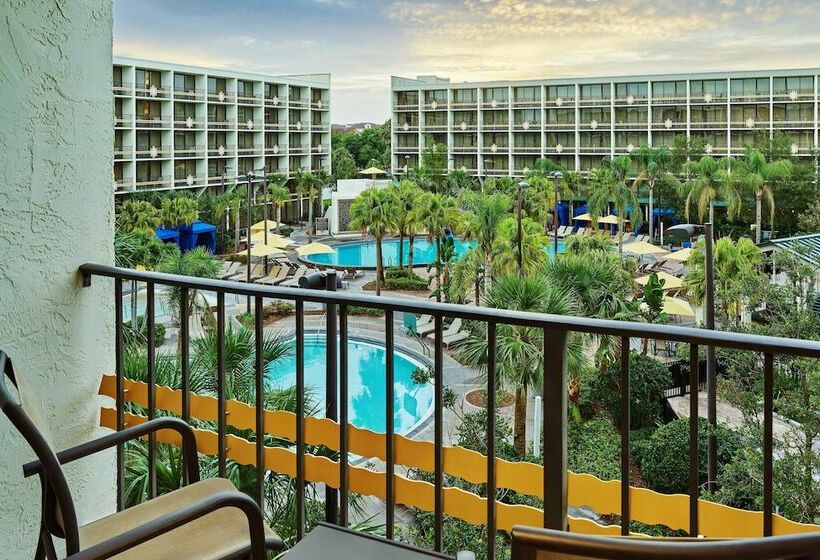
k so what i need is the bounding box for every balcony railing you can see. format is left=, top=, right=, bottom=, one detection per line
left=134, top=175, right=172, bottom=188
left=613, top=121, right=648, bottom=129
left=113, top=83, right=132, bottom=96
left=544, top=122, right=574, bottom=130
left=134, top=146, right=172, bottom=159
left=113, top=147, right=132, bottom=160
left=174, top=145, right=206, bottom=157
left=207, top=145, right=236, bottom=157
left=577, top=98, right=611, bottom=106
left=237, top=94, right=264, bottom=105
left=544, top=98, right=576, bottom=107
left=174, top=88, right=206, bottom=101
left=237, top=145, right=264, bottom=154
left=173, top=173, right=207, bottom=186
left=207, top=91, right=236, bottom=103
left=512, top=146, right=542, bottom=153
left=393, top=103, right=420, bottom=111
left=207, top=120, right=236, bottom=130
left=173, top=117, right=206, bottom=129
left=79, top=264, right=820, bottom=558
left=512, top=122, right=540, bottom=131
left=650, top=96, right=687, bottom=105
left=135, top=85, right=170, bottom=99
left=265, top=121, right=288, bottom=131
left=394, top=145, right=419, bottom=153
left=451, top=145, right=478, bottom=153
left=114, top=114, right=132, bottom=127
left=772, top=120, right=815, bottom=128
left=134, top=115, right=173, bottom=128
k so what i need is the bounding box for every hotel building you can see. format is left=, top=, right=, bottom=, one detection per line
left=113, top=56, right=331, bottom=194
left=391, top=69, right=820, bottom=176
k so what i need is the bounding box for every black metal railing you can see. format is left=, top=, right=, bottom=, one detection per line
left=80, top=263, right=820, bottom=557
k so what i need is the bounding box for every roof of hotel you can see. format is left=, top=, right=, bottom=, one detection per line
left=764, top=233, right=820, bottom=266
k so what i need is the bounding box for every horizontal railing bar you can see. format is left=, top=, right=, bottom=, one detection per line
left=80, top=264, right=820, bottom=358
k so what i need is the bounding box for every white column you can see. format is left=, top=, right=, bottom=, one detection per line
left=574, top=83, right=581, bottom=172
left=533, top=395, right=542, bottom=457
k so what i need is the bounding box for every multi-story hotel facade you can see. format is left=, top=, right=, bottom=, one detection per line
left=391, top=69, right=820, bottom=177
left=113, top=56, right=331, bottom=195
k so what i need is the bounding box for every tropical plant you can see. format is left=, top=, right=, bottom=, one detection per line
left=681, top=155, right=742, bottom=225
left=586, top=156, right=643, bottom=254
left=461, top=191, right=511, bottom=285
left=491, top=216, right=548, bottom=277
left=419, top=137, right=448, bottom=193
left=737, top=147, right=793, bottom=243
left=349, top=187, right=393, bottom=294
left=159, top=247, right=221, bottom=332
left=420, top=193, right=461, bottom=302
left=266, top=179, right=291, bottom=235
left=294, top=170, right=321, bottom=233
left=160, top=195, right=199, bottom=228
left=631, top=145, right=679, bottom=240
left=388, top=180, right=424, bottom=268
left=458, top=275, right=585, bottom=454
left=445, top=169, right=477, bottom=195
left=683, top=237, right=762, bottom=323
left=117, top=199, right=161, bottom=234
left=637, top=273, right=668, bottom=353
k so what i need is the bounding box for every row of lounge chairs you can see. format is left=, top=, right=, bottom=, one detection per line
left=554, top=227, right=651, bottom=243
left=414, top=315, right=469, bottom=348
left=217, top=260, right=363, bottom=287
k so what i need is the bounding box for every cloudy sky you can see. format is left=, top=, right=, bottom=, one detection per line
left=114, top=0, right=820, bottom=124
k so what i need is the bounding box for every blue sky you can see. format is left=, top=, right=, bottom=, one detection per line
left=114, top=0, right=820, bottom=123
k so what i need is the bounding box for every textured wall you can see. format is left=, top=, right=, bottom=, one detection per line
left=0, top=1, right=115, bottom=557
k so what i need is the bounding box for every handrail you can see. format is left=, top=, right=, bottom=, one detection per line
left=80, top=263, right=820, bottom=358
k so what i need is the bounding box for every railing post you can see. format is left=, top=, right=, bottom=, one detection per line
left=324, top=271, right=338, bottom=524
left=543, top=328, right=568, bottom=531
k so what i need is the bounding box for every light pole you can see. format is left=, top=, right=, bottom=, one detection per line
left=705, top=222, right=717, bottom=491
left=243, top=168, right=266, bottom=314
left=517, top=180, right=529, bottom=276
left=549, top=171, right=563, bottom=257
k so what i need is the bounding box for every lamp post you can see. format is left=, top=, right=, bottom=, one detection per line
left=243, top=168, right=266, bottom=314
left=517, top=180, right=529, bottom=276
left=705, top=222, right=717, bottom=491
left=549, top=171, right=563, bottom=257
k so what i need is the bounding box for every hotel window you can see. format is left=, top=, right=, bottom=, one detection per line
left=396, top=113, right=419, bottom=127
left=514, top=109, right=540, bottom=124
left=453, top=89, right=477, bottom=104
left=136, top=161, right=162, bottom=181
left=207, top=105, right=227, bottom=122
left=208, top=133, right=227, bottom=149
left=237, top=80, right=254, bottom=98
left=580, top=107, right=610, bottom=124
left=614, top=107, right=647, bottom=124
left=174, top=102, right=196, bottom=120
left=424, top=112, right=447, bottom=126
left=615, top=131, right=647, bottom=146
left=289, top=86, right=305, bottom=101
left=239, top=158, right=255, bottom=174
left=772, top=103, right=814, bottom=122
left=136, top=132, right=162, bottom=151
left=237, top=106, right=255, bottom=122
left=114, top=98, right=123, bottom=118
left=114, top=130, right=123, bottom=150
left=652, top=132, right=679, bottom=148
left=692, top=131, right=727, bottom=148
left=397, top=91, right=419, bottom=105
left=514, top=86, right=540, bottom=102
left=546, top=85, right=574, bottom=101
left=580, top=83, right=610, bottom=101
left=208, top=77, right=227, bottom=95
left=453, top=133, right=477, bottom=147
left=579, top=132, right=610, bottom=148
left=483, top=87, right=509, bottom=102
left=615, top=82, right=647, bottom=100
left=546, top=132, right=574, bottom=147
left=113, top=66, right=123, bottom=87
left=174, top=73, right=195, bottom=93
left=482, top=110, right=508, bottom=125
left=483, top=132, right=508, bottom=147
left=174, top=160, right=197, bottom=180
left=238, top=132, right=255, bottom=149
left=514, top=133, right=540, bottom=147
left=514, top=155, right=537, bottom=169
left=731, top=131, right=757, bottom=149
left=288, top=133, right=303, bottom=148
left=730, top=78, right=769, bottom=98
left=731, top=104, right=769, bottom=123
left=690, top=105, right=726, bottom=123
left=653, top=106, right=686, bottom=123
left=652, top=81, right=686, bottom=99
left=138, top=101, right=162, bottom=118
left=174, top=132, right=197, bottom=150
left=785, top=131, right=813, bottom=148
left=546, top=109, right=574, bottom=125
left=453, top=111, right=477, bottom=125
left=691, top=79, right=727, bottom=100
left=453, top=155, right=476, bottom=169
left=483, top=155, right=508, bottom=170
left=773, top=76, right=813, bottom=95
left=425, top=90, right=447, bottom=104
left=114, top=162, right=124, bottom=181
left=135, top=69, right=161, bottom=89
left=208, top=159, right=229, bottom=176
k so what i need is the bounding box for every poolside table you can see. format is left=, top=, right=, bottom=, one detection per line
left=284, top=523, right=457, bottom=559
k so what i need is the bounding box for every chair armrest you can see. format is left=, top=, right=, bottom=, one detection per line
left=65, top=491, right=272, bottom=560
left=23, top=417, right=200, bottom=484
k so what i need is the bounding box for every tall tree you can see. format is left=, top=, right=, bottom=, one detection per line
left=266, top=177, right=291, bottom=235
left=586, top=156, right=643, bottom=254
left=294, top=170, right=321, bottom=233
left=117, top=199, right=161, bottom=234
left=631, top=145, right=679, bottom=240
left=421, top=193, right=461, bottom=301
left=737, top=147, right=793, bottom=243
left=461, top=190, right=511, bottom=285
left=388, top=180, right=424, bottom=268
left=349, top=187, right=393, bottom=294
left=681, top=155, right=741, bottom=225
left=160, top=195, right=199, bottom=228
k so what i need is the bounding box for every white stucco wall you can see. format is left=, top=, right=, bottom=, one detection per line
left=0, top=1, right=115, bottom=557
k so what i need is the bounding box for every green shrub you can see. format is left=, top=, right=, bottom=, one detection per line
left=385, top=266, right=418, bottom=280
left=640, top=417, right=741, bottom=494
left=589, top=351, right=672, bottom=429
left=348, top=305, right=384, bottom=316
left=236, top=312, right=255, bottom=329
left=279, top=225, right=294, bottom=236
left=124, top=316, right=166, bottom=348
left=567, top=416, right=621, bottom=481
left=264, top=300, right=295, bottom=317
left=384, top=277, right=428, bottom=291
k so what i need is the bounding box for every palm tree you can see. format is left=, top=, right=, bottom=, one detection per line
left=349, top=187, right=393, bottom=295
left=388, top=180, right=424, bottom=269
left=684, top=236, right=761, bottom=323
left=586, top=156, right=643, bottom=254
left=160, top=195, right=199, bottom=229
left=631, top=145, right=678, bottom=240
left=294, top=170, right=320, bottom=233
left=267, top=179, right=291, bottom=235
left=491, top=216, right=548, bottom=277
left=458, top=275, right=584, bottom=455
left=461, top=191, right=511, bottom=286
left=681, top=155, right=741, bottom=225
left=228, top=185, right=248, bottom=252
left=117, top=199, right=161, bottom=234
left=737, top=147, right=793, bottom=243
left=420, top=193, right=461, bottom=302
left=445, top=169, right=477, bottom=195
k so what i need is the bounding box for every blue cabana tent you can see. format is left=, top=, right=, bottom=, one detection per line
left=178, top=221, right=217, bottom=253
left=555, top=202, right=570, bottom=226
left=155, top=227, right=180, bottom=244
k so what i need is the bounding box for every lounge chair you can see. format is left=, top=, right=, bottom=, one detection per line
left=443, top=330, right=469, bottom=347
left=218, top=261, right=241, bottom=280
left=257, top=266, right=289, bottom=286
left=280, top=266, right=308, bottom=287
left=229, top=264, right=265, bottom=282
left=416, top=315, right=436, bottom=336
left=0, top=351, right=283, bottom=560
left=426, top=318, right=466, bottom=345
left=620, top=232, right=635, bottom=244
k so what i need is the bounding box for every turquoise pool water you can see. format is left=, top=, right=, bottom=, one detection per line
left=266, top=336, right=433, bottom=434
left=303, top=238, right=564, bottom=268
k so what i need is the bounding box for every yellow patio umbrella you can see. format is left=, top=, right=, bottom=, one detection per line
left=666, top=247, right=693, bottom=262
left=622, top=240, right=669, bottom=256
left=295, top=242, right=335, bottom=256
left=663, top=296, right=695, bottom=317
left=241, top=233, right=293, bottom=248
left=635, top=271, right=683, bottom=290
left=598, top=214, right=628, bottom=225
left=359, top=166, right=386, bottom=176
left=573, top=213, right=593, bottom=221
left=237, top=244, right=285, bottom=258
left=250, top=219, right=280, bottom=232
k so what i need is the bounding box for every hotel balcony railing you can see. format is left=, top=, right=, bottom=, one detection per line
left=650, top=96, right=687, bottom=105
left=451, top=145, right=478, bottom=153
left=451, top=101, right=478, bottom=110
left=289, top=145, right=309, bottom=154
left=423, top=101, right=448, bottom=111
left=114, top=114, right=133, bottom=127
left=578, top=146, right=612, bottom=153
left=613, top=97, right=648, bottom=106
left=729, top=93, right=772, bottom=103
left=481, top=145, right=509, bottom=153
left=207, top=120, right=236, bottom=130
left=288, top=122, right=308, bottom=131
left=134, top=115, right=173, bottom=128
left=174, top=145, right=207, bottom=157
left=135, top=85, right=171, bottom=99
left=113, top=82, right=132, bottom=96
left=578, top=121, right=611, bottom=130
left=512, top=122, right=540, bottom=131
left=113, top=178, right=132, bottom=190
left=173, top=118, right=206, bottom=129
left=264, top=145, right=283, bottom=155
left=310, top=100, right=329, bottom=110
left=393, top=103, right=420, bottom=112
left=311, top=145, right=329, bottom=154
left=311, top=123, right=330, bottom=132
left=265, top=121, right=288, bottom=130
left=421, top=124, right=448, bottom=132
left=264, top=95, right=284, bottom=106
left=237, top=94, right=264, bottom=105
left=173, top=173, right=207, bottom=187
left=577, top=98, right=611, bottom=106
left=207, top=91, right=236, bottom=103
left=237, top=145, right=264, bottom=155
left=512, top=146, right=542, bottom=153
left=481, top=123, right=509, bottom=131
left=134, top=146, right=172, bottom=159
left=544, top=146, right=574, bottom=153
left=454, top=123, right=479, bottom=132
left=134, top=175, right=172, bottom=189
left=394, top=145, right=419, bottom=153
left=484, top=168, right=510, bottom=176
left=79, top=264, right=820, bottom=556
left=173, top=88, right=206, bottom=101
left=729, top=120, right=771, bottom=129
left=613, top=121, right=648, bottom=130
left=544, top=98, right=576, bottom=107
left=544, top=122, right=575, bottom=129
left=772, top=91, right=815, bottom=101
left=113, top=147, right=132, bottom=160
left=395, top=124, right=419, bottom=132
left=289, top=99, right=310, bottom=109
left=453, top=167, right=478, bottom=174
left=772, top=120, right=816, bottom=128
left=689, top=95, right=727, bottom=104
left=207, top=145, right=236, bottom=157
left=704, top=146, right=729, bottom=155
left=512, top=99, right=541, bottom=108
left=688, top=121, right=729, bottom=129
left=651, top=120, right=687, bottom=130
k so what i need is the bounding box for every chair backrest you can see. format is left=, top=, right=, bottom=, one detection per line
left=0, top=351, right=80, bottom=553
left=510, top=526, right=820, bottom=560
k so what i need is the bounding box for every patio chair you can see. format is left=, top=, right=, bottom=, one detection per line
left=510, top=525, right=820, bottom=560
left=217, top=261, right=241, bottom=280
left=0, top=351, right=282, bottom=560
left=426, top=318, right=461, bottom=342
left=280, top=266, right=308, bottom=288
left=257, top=266, right=289, bottom=286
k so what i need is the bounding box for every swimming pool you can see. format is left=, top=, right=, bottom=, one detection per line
left=303, top=238, right=565, bottom=268
left=266, top=335, right=434, bottom=434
